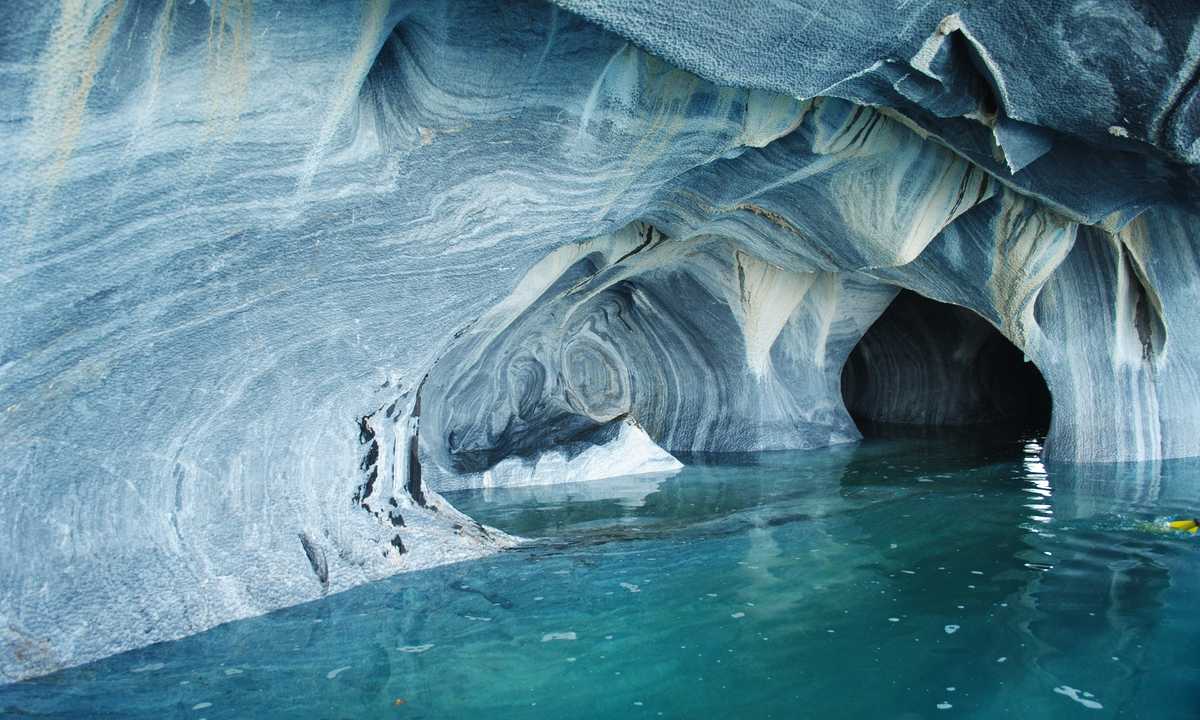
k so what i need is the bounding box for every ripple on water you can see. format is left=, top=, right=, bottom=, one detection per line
left=2, top=438, right=1198, bottom=719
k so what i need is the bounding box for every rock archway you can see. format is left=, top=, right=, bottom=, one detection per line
left=841, top=289, right=1051, bottom=433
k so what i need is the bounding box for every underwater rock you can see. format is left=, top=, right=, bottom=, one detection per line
left=0, top=0, right=1198, bottom=683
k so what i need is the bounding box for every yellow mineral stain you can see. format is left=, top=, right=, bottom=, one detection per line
left=987, top=190, right=1075, bottom=348
left=29, top=0, right=127, bottom=197
left=143, top=0, right=176, bottom=120
left=203, top=0, right=254, bottom=143
left=120, top=0, right=176, bottom=164
left=591, top=51, right=714, bottom=216
left=738, top=91, right=809, bottom=149
left=298, top=0, right=392, bottom=197
left=735, top=203, right=806, bottom=238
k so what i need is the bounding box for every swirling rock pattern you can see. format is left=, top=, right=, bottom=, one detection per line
left=419, top=224, right=896, bottom=480
left=1, top=0, right=1198, bottom=682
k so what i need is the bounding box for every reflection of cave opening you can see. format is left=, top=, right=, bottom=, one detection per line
left=841, top=290, right=1051, bottom=437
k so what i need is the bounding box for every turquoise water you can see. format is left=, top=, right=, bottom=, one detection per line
left=4, top=429, right=1199, bottom=719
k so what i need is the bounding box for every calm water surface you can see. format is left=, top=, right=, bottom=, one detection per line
left=3, top=429, right=1198, bottom=719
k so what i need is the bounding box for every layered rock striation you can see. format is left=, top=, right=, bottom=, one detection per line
left=1, top=0, right=1197, bottom=682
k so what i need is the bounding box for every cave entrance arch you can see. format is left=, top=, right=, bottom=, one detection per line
left=840, top=289, right=1051, bottom=438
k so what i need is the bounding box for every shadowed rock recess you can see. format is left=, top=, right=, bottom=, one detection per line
left=842, top=290, right=1052, bottom=429
left=1, top=0, right=1198, bottom=682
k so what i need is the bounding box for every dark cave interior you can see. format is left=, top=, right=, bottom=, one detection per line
left=841, top=290, right=1052, bottom=437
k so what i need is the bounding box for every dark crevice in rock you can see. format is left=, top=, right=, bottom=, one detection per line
left=351, top=375, right=435, bottom=520
left=407, top=378, right=429, bottom=508
left=386, top=498, right=405, bottom=527
left=1120, top=250, right=1166, bottom=364
left=610, top=223, right=663, bottom=267
left=298, top=532, right=329, bottom=588
left=358, top=415, right=376, bottom=444
left=353, top=411, right=382, bottom=509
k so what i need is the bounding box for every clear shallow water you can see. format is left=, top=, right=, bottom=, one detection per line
left=4, top=429, right=1199, bottom=719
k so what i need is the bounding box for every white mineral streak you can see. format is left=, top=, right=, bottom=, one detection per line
left=481, top=419, right=681, bottom=489
left=732, top=251, right=815, bottom=377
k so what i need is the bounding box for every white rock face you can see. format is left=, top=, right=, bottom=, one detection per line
left=480, top=419, right=682, bottom=490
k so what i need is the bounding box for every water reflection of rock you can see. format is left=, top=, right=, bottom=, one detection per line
left=997, top=451, right=1199, bottom=714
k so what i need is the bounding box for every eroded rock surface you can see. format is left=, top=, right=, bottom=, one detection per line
left=1, top=0, right=1197, bottom=682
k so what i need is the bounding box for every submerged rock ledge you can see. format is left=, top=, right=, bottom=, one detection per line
left=1, top=0, right=1197, bottom=682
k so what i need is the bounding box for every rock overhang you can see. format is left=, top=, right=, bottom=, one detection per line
left=1, top=0, right=1198, bottom=684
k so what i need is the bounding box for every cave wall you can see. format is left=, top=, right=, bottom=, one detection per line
left=418, top=225, right=897, bottom=484
left=558, top=0, right=1200, bottom=212
left=1, top=0, right=1198, bottom=683
left=865, top=194, right=1200, bottom=462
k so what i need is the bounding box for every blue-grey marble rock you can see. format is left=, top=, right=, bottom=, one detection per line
left=1, top=0, right=1198, bottom=683
left=559, top=0, right=1200, bottom=215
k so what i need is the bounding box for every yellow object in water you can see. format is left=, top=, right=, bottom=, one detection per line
left=1167, top=518, right=1198, bottom=531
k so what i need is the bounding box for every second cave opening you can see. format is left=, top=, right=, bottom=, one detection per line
left=840, top=289, right=1051, bottom=438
